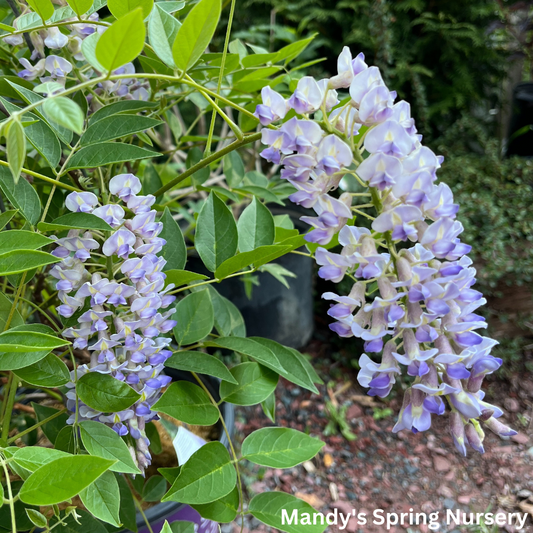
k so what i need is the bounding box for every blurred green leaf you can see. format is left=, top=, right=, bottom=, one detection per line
left=42, top=97, right=85, bottom=135
left=108, top=0, right=153, bottom=18
left=6, top=119, right=25, bottom=185
left=26, top=0, right=54, bottom=22
left=149, top=3, right=181, bottom=67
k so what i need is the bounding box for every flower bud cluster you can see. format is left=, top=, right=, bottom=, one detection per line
left=257, top=47, right=514, bottom=455
left=51, top=174, right=176, bottom=473
left=4, top=14, right=148, bottom=101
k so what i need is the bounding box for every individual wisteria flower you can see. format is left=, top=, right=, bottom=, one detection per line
left=257, top=47, right=514, bottom=456
left=55, top=174, right=177, bottom=474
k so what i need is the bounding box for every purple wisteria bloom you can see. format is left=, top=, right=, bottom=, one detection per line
left=256, top=46, right=511, bottom=457
left=56, top=174, right=177, bottom=475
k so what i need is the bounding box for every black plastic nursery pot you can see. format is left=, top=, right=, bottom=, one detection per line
left=506, top=82, right=533, bottom=157
left=189, top=204, right=315, bottom=350
left=121, top=369, right=235, bottom=533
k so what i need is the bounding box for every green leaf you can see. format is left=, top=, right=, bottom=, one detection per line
left=145, top=421, right=162, bottom=454
left=14, top=448, right=70, bottom=472
left=172, top=289, right=214, bottom=346
left=164, top=269, right=207, bottom=288
left=108, top=0, right=153, bottom=18
left=162, top=441, right=236, bottom=504
left=186, top=147, right=210, bottom=186
left=5, top=80, right=73, bottom=144
left=234, top=185, right=283, bottom=205
left=0, top=210, right=17, bottom=231
left=54, top=426, right=76, bottom=453
left=195, top=192, right=238, bottom=272
left=0, top=349, right=49, bottom=371
left=159, top=207, right=187, bottom=270
left=205, top=336, right=283, bottom=373
left=26, top=0, right=54, bottom=22
left=142, top=163, right=163, bottom=201
left=242, top=427, right=324, bottom=468
left=237, top=197, right=275, bottom=253
left=165, top=351, right=237, bottom=384
left=38, top=212, right=113, bottom=233
left=32, top=404, right=68, bottom=445
left=152, top=381, right=219, bottom=425
left=0, top=330, right=69, bottom=352
left=66, top=142, right=155, bottom=170
left=261, top=391, right=276, bottom=423
left=219, top=362, right=278, bottom=405
left=171, top=0, right=221, bottom=71
left=206, top=287, right=246, bottom=337
left=192, top=486, right=239, bottom=523
left=214, top=244, right=290, bottom=280
left=142, top=475, right=167, bottom=502
left=251, top=338, right=319, bottom=394
left=66, top=0, right=94, bottom=17
left=0, top=231, right=52, bottom=254
left=19, top=455, right=116, bottom=506
left=0, top=167, right=41, bottom=225
left=116, top=474, right=138, bottom=532
left=0, top=292, right=23, bottom=332
left=167, top=522, right=195, bottom=533
left=25, top=509, right=47, bottom=528
left=158, top=466, right=181, bottom=484
left=0, top=98, right=61, bottom=169
left=6, top=119, right=25, bottom=185
left=80, top=470, right=121, bottom=527
left=223, top=151, right=244, bottom=188
left=42, top=97, right=85, bottom=135
left=14, top=353, right=70, bottom=387
left=79, top=420, right=141, bottom=474
left=77, top=372, right=141, bottom=412
left=149, top=3, right=181, bottom=67
left=274, top=35, right=316, bottom=64
left=89, top=100, right=158, bottom=125
left=81, top=32, right=106, bottom=72
left=0, top=249, right=59, bottom=276
left=249, top=492, right=326, bottom=533
left=96, top=8, right=146, bottom=72
left=80, top=115, right=162, bottom=146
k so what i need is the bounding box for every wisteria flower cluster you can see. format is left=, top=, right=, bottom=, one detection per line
left=256, top=46, right=515, bottom=455
left=4, top=12, right=149, bottom=102
left=50, top=174, right=176, bottom=473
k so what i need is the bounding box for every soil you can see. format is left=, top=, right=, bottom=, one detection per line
left=226, top=336, right=533, bottom=533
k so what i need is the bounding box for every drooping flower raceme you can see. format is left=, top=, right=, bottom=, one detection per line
left=52, top=174, right=176, bottom=473
left=256, top=46, right=514, bottom=455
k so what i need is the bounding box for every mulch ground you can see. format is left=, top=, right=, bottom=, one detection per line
left=223, top=337, right=533, bottom=533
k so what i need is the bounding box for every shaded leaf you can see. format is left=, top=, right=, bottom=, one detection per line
left=219, top=362, right=278, bottom=406
left=192, top=486, right=239, bottom=523
left=80, top=471, right=121, bottom=527
left=65, top=142, right=156, bottom=170
left=237, top=197, right=275, bottom=252
left=80, top=115, right=162, bottom=146
left=159, top=207, right=187, bottom=270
